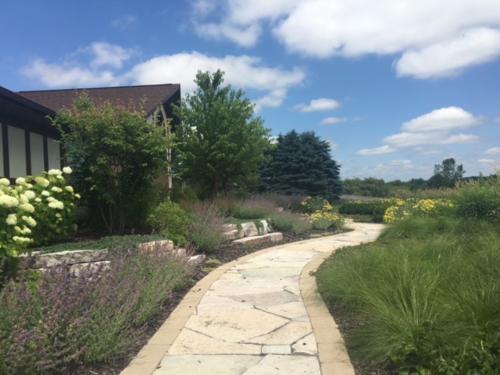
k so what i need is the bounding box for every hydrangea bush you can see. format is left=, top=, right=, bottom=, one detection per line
left=0, top=168, right=79, bottom=262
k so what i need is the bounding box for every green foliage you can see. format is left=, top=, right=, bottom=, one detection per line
left=269, top=211, right=312, bottom=235
left=260, top=131, right=342, bottom=200
left=53, top=94, right=170, bottom=234
left=338, top=200, right=391, bottom=222
left=316, top=213, right=500, bottom=373
left=175, top=70, right=270, bottom=198
left=147, top=201, right=191, bottom=245
left=455, top=178, right=500, bottom=221
left=343, top=178, right=390, bottom=197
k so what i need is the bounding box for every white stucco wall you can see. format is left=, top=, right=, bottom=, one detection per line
left=30, top=132, right=44, bottom=175
left=8, top=125, right=26, bottom=177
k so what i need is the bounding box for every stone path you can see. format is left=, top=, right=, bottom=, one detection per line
left=127, top=223, right=384, bottom=375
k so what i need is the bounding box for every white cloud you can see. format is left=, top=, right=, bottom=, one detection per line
left=321, top=117, right=347, bottom=125
left=479, top=158, right=495, bottom=164
left=295, top=98, right=340, bottom=112
left=402, top=107, right=481, bottom=133
left=89, top=42, right=134, bottom=69
left=195, top=23, right=261, bottom=47
left=485, top=147, right=500, bottom=155
left=357, top=145, right=396, bottom=156
left=111, top=15, right=137, bottom=31
left=396, top=28, right=500, bottom=78
left=23, top=47, right=304, bottom=110
left=195, top=0, right=500, bottom=78
left=22, top=59, right=122, bottom=88
left=357, top=106, right=480, bottom=156
left=130, top=52, right=304, bottom=109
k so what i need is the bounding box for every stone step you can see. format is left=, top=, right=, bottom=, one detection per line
left=232, top=232, right=283, bottom=246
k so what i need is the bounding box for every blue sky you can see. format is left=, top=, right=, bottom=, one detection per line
left=2, top=0, right=500, bottom=180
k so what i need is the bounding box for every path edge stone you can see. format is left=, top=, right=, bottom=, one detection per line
left=300, top=252, right=356, bottom=375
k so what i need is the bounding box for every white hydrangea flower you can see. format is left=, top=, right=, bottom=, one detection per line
left=48, top=200, right=64, bottom=210
left=15, top=177, right=26, bottom=185
left=12, top=236, right=32, bottom=244
left=51, top=187, right=63, bottom=193
left=46, top=196, right=55, bottom=202
left=48, top=169, right=62, bottom=176
left=6, top=214, right=17, bottom=225
left=19, top=194, right=29, bottom=204
left=24, top=190, right=36, bottom=200
left=41, top=190, right=50, bottom=197
left=35, top=176, right=50, bottom=187
left=22, top=216, right=37, bottom=227
left=35, top=197, right=42, bottom=203
left=0, top=195, right=19, bottom=208
left=65, top=186, right=74, bottom=193
left=62, top=166, right=72, bottom=174
left=0, top=178, right=10, bottom=186
left=19, top=203, right=35, bottom=213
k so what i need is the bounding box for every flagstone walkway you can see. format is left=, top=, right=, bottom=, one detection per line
left=123, top=223, right=384, bottom=375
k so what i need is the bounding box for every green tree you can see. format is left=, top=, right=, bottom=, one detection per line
left=53, top=94, right=170, bottom=234
left=343, top=178, right=390, bottom=197
left=428, top=158, right=465, bottom=188
left=260, top=131, right=342, bottom=200
left=174, top=70, right=270, bottom=197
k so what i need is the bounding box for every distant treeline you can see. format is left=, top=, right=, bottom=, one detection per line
left=343, top=158, right=497, bottom=198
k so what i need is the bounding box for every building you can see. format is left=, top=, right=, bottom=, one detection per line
left=0, top=84, right=181, bottom=179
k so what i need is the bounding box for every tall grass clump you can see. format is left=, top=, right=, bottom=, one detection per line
left=269, top=211, right=312, bottom=235
left=183, top=201, right=226, bottom=253
left=317, top=183, right=500, bottom=373
left=230, top=196, right=278, bottom=220
left=0, top=250, right=193, bottom=374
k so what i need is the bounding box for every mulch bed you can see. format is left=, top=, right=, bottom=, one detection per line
left=82, top=228, right=344, bottom=374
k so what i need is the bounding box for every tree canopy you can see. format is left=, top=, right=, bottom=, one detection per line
left=260, top=131, right=342, bottom=200
left=428, top=158, right=465, bottom=188
left=174, top=70, right=270, bottom=198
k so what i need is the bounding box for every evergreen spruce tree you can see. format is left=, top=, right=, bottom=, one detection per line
left=261, top=131, right=342, bottom=200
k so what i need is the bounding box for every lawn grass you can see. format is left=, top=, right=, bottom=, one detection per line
left=316, top=215, right=500, bottom=374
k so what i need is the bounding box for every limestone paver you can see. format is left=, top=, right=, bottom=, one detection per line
left=138, top=223, right=385, bottom=375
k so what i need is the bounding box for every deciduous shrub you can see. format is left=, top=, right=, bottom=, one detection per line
left=338, top=200, right=391, bottom=222
left=300, top=196, right=329, bottom=214
left=147, top=201, right=191, bottom=246
left=0, top=250, right=192, bottom=374
left=269, top=211, right=312, bottom=235
left=53, top=94, right=170, bottom=234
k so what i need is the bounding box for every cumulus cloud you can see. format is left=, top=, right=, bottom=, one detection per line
left=401, top=107, right=481, bottom=133
left=22, top=46, right=304, bottom=110
left=357, top=145, right=396, bottom=156
left=479, top=158, right=495, bottom=164
left=195, top=23, right=261, bottom=47
left=89, top=42, right=134, bottom=69
left=321, top=117, right=347, bottom=125
left=396, top=28, right=500, bottom=78
left=194, top=0, right=500, bottom=78
left=357, top=107, right=481, bottom=156
left=485, top=147, right=500, bottom=155
left=22, top=59, right=123, bottom=88
left=295, top=98, right=340, bottom=112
